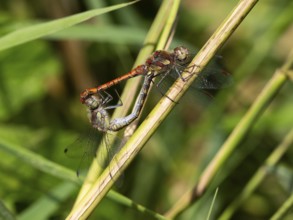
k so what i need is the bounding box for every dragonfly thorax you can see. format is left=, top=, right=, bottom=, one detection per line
left=88, top=107, right=110, bottom=132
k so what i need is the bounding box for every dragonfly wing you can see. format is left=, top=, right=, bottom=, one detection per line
left=193, top=68, right=233, bottom=89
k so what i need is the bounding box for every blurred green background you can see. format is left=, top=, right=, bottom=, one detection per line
left=0, top=0, right=292, bottom=219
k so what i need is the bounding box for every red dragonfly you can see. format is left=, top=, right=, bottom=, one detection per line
left=81, top=46, right=232, bottom=131
left=80, top=46, right=191, bottom=104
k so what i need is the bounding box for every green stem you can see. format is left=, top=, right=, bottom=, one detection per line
left=270, top=188, right=293, bottom=220
left=67, top=0, right=259, bottom=219
left=219, top=127, right=293, bottom=220
left=166, top=48, right=293, bottom=219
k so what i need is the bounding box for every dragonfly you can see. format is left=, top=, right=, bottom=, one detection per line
left=80, top=46, right=191, bottom=104
left=64, top=91, right=125, bottom=177
left=84, top=75, right=153, bottom=132
left=81, top=46, right=232, bottom=132
left=66, top=76, right=154, bottom=175
left=67, top=46, right=232, bottom=176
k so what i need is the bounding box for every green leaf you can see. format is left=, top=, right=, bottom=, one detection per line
left=0, top=137, right=78, bottom=183
left=47, top=25, right=146, bottom=45
left=18, top=181, right=77, bottom=220
left=0, top=0, right=139, bottom=51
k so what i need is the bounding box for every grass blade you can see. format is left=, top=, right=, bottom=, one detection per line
left=0, top=0, right=139, bottom=51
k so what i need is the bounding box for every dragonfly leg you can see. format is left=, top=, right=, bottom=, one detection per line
left=114, top=89, right=123, bottom=108
left=100, top=90, right=113, bottom=104
left=180, top=64, right=198, bottom=81
left=100, top=90, right=122, bottom=110
left=152, top=79, right=178, bottom=103
left=155, top=69, right=171, bottom=88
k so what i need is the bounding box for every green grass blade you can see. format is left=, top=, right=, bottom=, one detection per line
left=270, top=190, right=293, bottom=220
left=0, top=200, right=16, bottom=220
left=0, top=0, right=139, bottom=51
left=206, top=188, right=219, bottom=220
left=107, top=191, right=170, bottom=220
left=0, top=138, right=77, bottom=183
left=167, top=47, right=293, bottom=218
left=18, top=181, right=77, bottom=220
left=219, top=127, right=293, bottom=220
left=47, top=25, right=146, bottom=44
left=0, top=135, right=154, bottom=216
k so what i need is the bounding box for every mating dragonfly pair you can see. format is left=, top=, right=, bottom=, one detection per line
left=80, top=46, right=232, bottom=133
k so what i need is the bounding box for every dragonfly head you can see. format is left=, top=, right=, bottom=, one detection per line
left=174, top=46, right=190, bottom=63
left=83, top=94, right=102, bottom=110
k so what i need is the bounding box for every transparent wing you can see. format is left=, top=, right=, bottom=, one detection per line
left=64, top=128, right=102, bottom=177
left=64, top=127, right=124, bottom=180
left=170, top=55, right=233, bottom=90
left=155, top=55, right=233, bottom=95
left=194, top=57, right=233, bottom=89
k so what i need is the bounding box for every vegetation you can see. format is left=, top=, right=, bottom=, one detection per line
left=0, top=0, right=292, bottom=219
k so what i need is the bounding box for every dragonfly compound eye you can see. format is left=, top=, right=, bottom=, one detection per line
left=174, top=46, right=189, bottom=62
left=84, top=95, right=101, bottom=110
